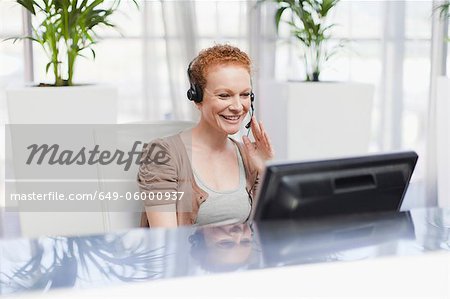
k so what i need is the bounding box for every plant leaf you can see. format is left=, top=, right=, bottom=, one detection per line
left=45, top=61, right=53, bottom=74
left=17, top=0, right=36, bottom=15
left=275, top=6, right=288, bottom=31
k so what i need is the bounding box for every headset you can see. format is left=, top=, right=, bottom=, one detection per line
left=187, top=59, right=255, bottom=133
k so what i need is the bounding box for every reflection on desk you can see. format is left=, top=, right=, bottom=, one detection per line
left=0, top=207, right=449, bottom=296
left=257, top=211, right=415, bottom=266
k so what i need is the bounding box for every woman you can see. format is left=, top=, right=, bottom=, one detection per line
left=138, top=44, right=274, bottom=228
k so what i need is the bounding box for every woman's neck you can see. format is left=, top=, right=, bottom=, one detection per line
left=191, top=120, right=230, bottom=151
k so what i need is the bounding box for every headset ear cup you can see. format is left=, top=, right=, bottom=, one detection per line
left=187, top=88, right=194, bottom=101
left=187, top=59, right=202, bottom=103
left=187, top=85, right=202, bottom=103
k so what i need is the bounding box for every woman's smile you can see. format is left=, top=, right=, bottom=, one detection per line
left=219, top=114, right=243, bottom=124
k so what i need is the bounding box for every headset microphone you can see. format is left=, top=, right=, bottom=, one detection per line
left=245, top=92, right=255, bottom=135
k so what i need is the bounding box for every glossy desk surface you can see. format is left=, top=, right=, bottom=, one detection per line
left=1, top=207, right=450, bottom=296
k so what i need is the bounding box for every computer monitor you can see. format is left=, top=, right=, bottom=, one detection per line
left=253, top=151, right=418, bottom=221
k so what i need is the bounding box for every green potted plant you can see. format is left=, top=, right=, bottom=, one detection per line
left=258, top=0, right=375, bottom=161
left=9, top=0, right=137, bottom=86
left=270, top=0, right=342, bottom=82
left=6, top=0, right=137, bottom=124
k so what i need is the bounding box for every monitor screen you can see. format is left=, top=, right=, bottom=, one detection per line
left=253, top=151, right=418, bottom=221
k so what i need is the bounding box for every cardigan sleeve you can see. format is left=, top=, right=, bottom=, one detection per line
left=137, top=138, right=179, bottom=209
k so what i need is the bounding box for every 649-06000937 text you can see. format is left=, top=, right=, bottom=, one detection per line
left=9, top=191, right=184, bottom=201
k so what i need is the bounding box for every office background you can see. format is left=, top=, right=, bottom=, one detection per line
left=0, top=0, right=448, bottom=210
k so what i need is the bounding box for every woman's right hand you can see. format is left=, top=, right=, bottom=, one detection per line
left=242, top=116, right=274, bottom=173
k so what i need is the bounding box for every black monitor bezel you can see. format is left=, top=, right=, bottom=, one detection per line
left=253, top=151, right=418, bottom=221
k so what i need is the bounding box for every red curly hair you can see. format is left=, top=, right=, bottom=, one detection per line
left=189, top=44, right=252, bottom=92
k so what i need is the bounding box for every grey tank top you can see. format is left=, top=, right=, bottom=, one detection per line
left=193, top=143, right=251, bottom=226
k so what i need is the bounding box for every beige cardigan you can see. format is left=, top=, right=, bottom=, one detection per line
left=137, top=133, right=260, bottom=227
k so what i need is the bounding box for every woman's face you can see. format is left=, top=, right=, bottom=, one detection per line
left=197, top=64, right=251, bottom=135
left=202, top=224, right=253, bottom=264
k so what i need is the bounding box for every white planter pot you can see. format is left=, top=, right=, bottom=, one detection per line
left=260, top=81, right=374, bottom=161
left=5, top=85, right=117, bottom=237
left=436, top=77, right=450, bottom=207
left=6, top=84, right=117, bottom=124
